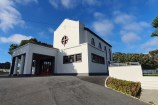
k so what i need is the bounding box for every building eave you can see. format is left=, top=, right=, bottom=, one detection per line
left=84, top=27, right=112, bottom=47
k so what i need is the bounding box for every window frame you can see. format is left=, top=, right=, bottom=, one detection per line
left=91, top=53, right=105, bottom=64
left=91, top=38, right=95, bottom=46
left=98, top=42, right=102, bottom=49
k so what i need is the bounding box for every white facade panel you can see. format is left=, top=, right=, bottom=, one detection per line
left=88, top=44, right=108, bottom=73
left=56, top=43, right=89, bottom=75
left=54, top=19, right=80, bottom=49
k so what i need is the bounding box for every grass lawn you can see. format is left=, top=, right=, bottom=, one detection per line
left=143, top=73, right=158, bottom=76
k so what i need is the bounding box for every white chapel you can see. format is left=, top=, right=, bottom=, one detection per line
left=10, top=19, right=112, bottom=76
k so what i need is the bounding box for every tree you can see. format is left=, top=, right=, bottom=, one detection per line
left=151, top=16, right=158, bottom=37
left=8, top=44, right=18, bottom=55
left=8, top=38, right=53, bottom=55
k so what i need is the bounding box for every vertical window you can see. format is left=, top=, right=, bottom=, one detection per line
left=76, top=54, right=82, bottom=62
left=69, top=55, right=74, bottom=63
left=98, top=43, right=102, bottom=49
left=109, top=49, right=111, bottom=61
left=104, top=46, right=107, bottom=59
left=91, top=38, right=95, bottom=46
left=63, top=56, right=69, bottom=64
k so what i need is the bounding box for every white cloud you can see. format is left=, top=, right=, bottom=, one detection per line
left=82, top=0, right=99, bottom=5
left=120, top=31, right=140, bottom=44
left=123, top=21, right=150, bottom=32
left=48, top=28, right=54, bottom=33
left=0, top=0, right=38, bottom=32
left=0, top=34, right=32, bottom=44
left=114, top=11, right=150, bottom=46
left=61, top=0, right=77, bottom=9
left=92, top=19, right=114, bottom=37
left=0, top=0, right=25, bottom=32
left=94, top=12, right=105, bottom=19
left=14, top=0, right=38, bottom=5
left=49, top=0, right=100, bottom=9
left=114, top=11, right=134, bottom=25
left=141, top=37, right=158, bottom=51
left=49, top=0, right=59, bottom=8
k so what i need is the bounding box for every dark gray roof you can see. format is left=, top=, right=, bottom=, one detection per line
left=84, top=27, right=112, bottom=47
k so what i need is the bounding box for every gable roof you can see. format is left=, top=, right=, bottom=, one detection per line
left=84, top=27, right=112, bottom=47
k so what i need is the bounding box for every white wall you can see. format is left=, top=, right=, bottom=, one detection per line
left=12, top=43, right=58, bottom=74
left=88, top=44, right=108, bottom=73
left=109, top=65, right=143, bottom=82
left=109, top=65, right=158, bottom=90
left=56, top=43, right=89, bottom=75
left=54, top=19, right=80, bottom=49
left=85, top=30, right=112, bottom=61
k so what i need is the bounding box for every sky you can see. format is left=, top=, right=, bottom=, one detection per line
left=0, top=0, right=158, bottom=63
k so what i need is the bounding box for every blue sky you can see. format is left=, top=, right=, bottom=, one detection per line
left=0, top=0, right=158, bottom=63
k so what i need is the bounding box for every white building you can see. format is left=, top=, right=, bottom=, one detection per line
left=10, top=19, right=112, bottom=76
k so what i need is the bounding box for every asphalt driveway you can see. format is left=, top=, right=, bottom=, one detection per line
left=0, top=76, right=148, bottom=105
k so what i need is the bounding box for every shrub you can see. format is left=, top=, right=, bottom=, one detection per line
left=106, top=77, right=141, bottom=97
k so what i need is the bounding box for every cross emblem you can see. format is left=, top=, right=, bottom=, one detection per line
left=61, top=36, right=69, bottom=46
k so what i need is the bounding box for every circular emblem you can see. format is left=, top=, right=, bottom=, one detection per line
left=61, top=36, right=69, bottom=46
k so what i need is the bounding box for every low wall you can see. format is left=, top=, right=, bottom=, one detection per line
left=109, top=65, right=143, bottom=82
left=109, top=65, right=158, bottom=90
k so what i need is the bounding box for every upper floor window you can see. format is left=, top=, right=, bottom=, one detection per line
left=104, top=46, right=107, bottom=58
left=98, top=43, right=102, bottom=49
left=109, top=49, right=111, bottom=61
left=91, top=38, right=95, bottom=46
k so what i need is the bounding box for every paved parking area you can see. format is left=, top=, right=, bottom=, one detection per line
left=140, top=89, right=158, bottom=105
left=0, top=76, right=148, bottom=105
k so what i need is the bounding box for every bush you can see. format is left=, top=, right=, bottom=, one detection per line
left=106, top=77, right=141, bottom=97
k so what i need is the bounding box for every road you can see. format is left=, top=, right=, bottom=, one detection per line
left=0, top=76, right=148, bottom=105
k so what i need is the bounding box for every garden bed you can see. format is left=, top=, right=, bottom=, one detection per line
left=106, top=77, right=141, bottom=98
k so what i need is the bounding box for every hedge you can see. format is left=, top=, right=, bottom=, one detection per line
left=106, top=77, right=141, bottom=97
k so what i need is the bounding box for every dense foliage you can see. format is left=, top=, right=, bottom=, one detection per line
left=106, top=77, right=141, bottom=97
left=8, top=38, right=53, bottom=55
left=113, top=52, right=158, bottom=69
left=0, top=62, right=10, bottom=69
left=151, top=16, right=158, bottom=37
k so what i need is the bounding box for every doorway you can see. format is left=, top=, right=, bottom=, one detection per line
left=32, top=54, right=55, bottom=76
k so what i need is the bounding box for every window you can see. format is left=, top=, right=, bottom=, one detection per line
left=76, top=54, right=82, bottom=62
left=109, top=49, right=111, bottom=61
left=63, top=53, right=82, bottom=64
left=91, top=53, right=105, bottom=64
left=69, top=55, right=74, bottom=63
left=104, top=46, right=107, bottom=59
left=63, top=56, right=69, bottom=64
left=91, top=38, right=95, bottom=46
left=98, top=43, right=102, bottom=49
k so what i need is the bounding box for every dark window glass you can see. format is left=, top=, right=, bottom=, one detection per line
left=63, top=53, right=82, bottom=64
left=63, top=56, right=69, bottom=64
left=91, top=53, right=105, bottom=64
left=91, top=38, right=95, bottom=46
left=98, top=43, right=102, bottom=49
left=104, top=46, right=107, bottom=59
left=76, top=54, right=82, bottom=62
left=69, top=55, right=74, bottom=63
left=109, top=49, right=111, bottom=61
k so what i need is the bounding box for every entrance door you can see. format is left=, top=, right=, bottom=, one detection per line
left=32, top=54, right=55, bottom=76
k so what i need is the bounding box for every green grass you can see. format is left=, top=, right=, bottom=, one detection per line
left=143, top=73, right=158, bottom=76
